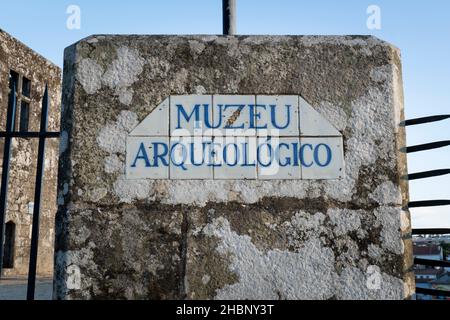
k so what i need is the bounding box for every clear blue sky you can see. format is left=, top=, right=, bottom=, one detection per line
left=1, top=0, right=449, bottom=228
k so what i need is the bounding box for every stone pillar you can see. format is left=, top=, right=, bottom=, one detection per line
left=54, top=35, right=414, bottom=300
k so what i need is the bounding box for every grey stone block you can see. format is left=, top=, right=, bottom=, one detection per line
left=55, top=35, right=413, bottom=300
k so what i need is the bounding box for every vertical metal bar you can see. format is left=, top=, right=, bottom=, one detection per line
left=27, top=85, right=49, bottom=300
left=0, top=83, right=17, bottom=279
left=223, top=0, right=236, bottom=35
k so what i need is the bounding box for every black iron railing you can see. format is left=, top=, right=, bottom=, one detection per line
left=404, top=114, right=450, bottom=299
left=415, top=287, right=450, bottom=298
left=0, top=84, right=60, bottom=300
left=405, top=169, right=450, bottom=181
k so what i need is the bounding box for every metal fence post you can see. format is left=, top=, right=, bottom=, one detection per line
left=26, top=86, right=50, bottom=300
left=223, top=0, right=236, bottom=35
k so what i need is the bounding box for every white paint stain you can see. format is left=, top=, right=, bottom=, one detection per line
left=77, top=46, right=145, bottom=105
left=369, top=181, right=402, bottom=206
left=113, top=175, right=152, bottom=203
left=202, top=216, right=405, bottom=300
left=66, top=265, right=81, bottom=290
left=76, top=58, right=103, bottom=94
left=97, top=111, right=138, bottom=154
left=328, top=208, right=362, bottom=237
left=102, top=47, right=145, bottom=106
left=375, top=207, right=404, bottom=255
left=104, top=154, right=123, bottom=174
left=203, top=217, right=338, bottom=300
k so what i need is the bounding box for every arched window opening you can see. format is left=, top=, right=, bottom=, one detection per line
left=2, top=221, right=16, bottom=269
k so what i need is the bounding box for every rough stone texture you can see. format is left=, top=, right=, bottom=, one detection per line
left=0, top=29, right=61, bottom=276
left=55, top=35, right=414, bottom=300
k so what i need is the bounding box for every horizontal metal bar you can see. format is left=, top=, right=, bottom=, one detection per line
left=409, top=200, right=450, bottom=208
left=405, top=169, right=450, bottom=181
left=401, top=140, right=450, bottom=153
left=0, top=132, right=60, bottom=138
left=401, top=115, right=450, bottom=126
left=414, top=258, right=450, bottom=268
left=412, top=228, right=450, bottom=235
left=415, top=287, right=450, bottom=297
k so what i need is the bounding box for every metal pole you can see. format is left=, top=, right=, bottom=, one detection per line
left=223, top=0, right=236, bottom=35
left=27, top=85, right=49, bottom=300
left=0, top=83, right=17, bottom=279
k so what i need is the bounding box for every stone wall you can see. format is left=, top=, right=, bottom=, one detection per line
left=0, top=29, right=61, bottom=276
left=55, top=35, right=414, bottom=299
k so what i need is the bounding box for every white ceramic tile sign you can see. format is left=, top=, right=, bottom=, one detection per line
left=126, top=95, right=344, bottom=180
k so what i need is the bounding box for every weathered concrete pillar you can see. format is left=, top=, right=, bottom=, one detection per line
left=54, top=35, right=414, bottom=300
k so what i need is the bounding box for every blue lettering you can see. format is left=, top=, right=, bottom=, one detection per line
left=300, top=144, right=313, bottom=168
left=131, top=143, right=151, bottom=168
left=170, top=143, right=187, bottom=171
left=258, top=140, right=273, bottom=167
left=276, top=143, right=291, bottom=167
left=241, top=142, right=256, bottom=167
left=189, top=142, right=207, bottom=166
left=292, top=142, right=299, bottom=166
left=206, top=142, right=222, bottom=167
left=223, top=143, right=240, bottom=167
left=270, top=105, right=291, bottom=129
left=177, top=104, right=200, bottom=129
left=153, top=142, right=169, bottom=167
left=204, top=104, right=222, bottom=129
left=250, top=105, right=267, bottom=129
left=314, top=144, right=332, bottom=167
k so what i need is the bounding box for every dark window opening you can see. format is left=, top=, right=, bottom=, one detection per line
left=8, top=70, right=33, bottom=133
left=2, top=221, right=16, bottom=269
left=22, top=77, right=31, bottom=98
left=9, top=70, right=19, bottom=93
left=8, top=71, right=19, bottom=131
left=19, top=101, right=30, bottom=132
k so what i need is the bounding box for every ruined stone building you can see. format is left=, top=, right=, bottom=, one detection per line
left=0, top=29, right=61, bottom=276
